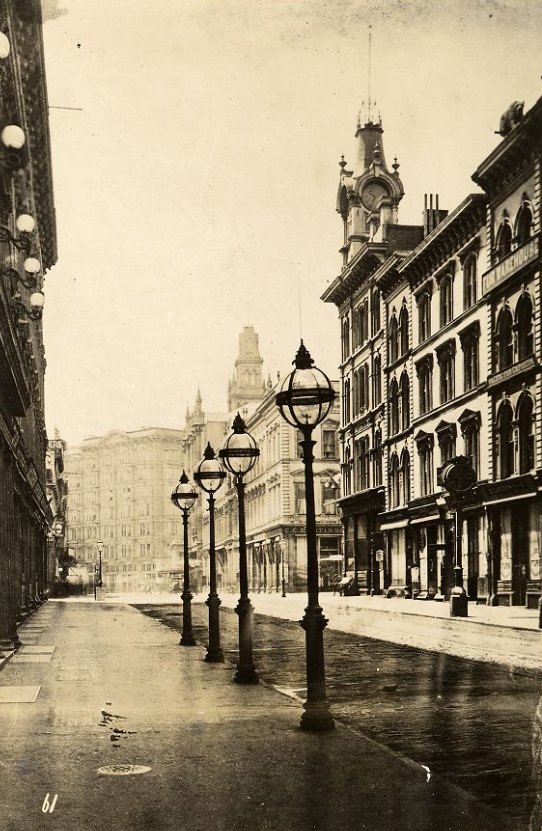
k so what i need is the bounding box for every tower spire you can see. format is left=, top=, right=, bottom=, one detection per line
left=367, top=25, right=372, bottom=124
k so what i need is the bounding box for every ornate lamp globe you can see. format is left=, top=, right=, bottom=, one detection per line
left=171, top=470, right=198, bottom=512
left=0, top=32, right=11, bottom=60
left=276, top=341, right=335, bottom=430
left=193, top=443, right=226, bottom=494
left=1, top=124, right=25, bottom=149
left=219, top=413, right=259, bottom=476
left=96, top=540, right=104, bottom=554
left=29, top=291, right=45, bottom=313
left=16, top=214, right=35, bottom=234
left=24, top=256, right=40, bottom=274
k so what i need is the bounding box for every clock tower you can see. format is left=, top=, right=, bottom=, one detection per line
left=336, top=114, right=405, bottom=263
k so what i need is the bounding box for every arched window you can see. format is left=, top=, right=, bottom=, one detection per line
left=373, top=353, right=382, bottom=405
left=389, top=452, right=400, bottom=508
left=389, top=378, right=399, bottom=435
left=400, top=371, right=410, bottom=430
left=517, top=393, right=535, bottom=474
left=399, top=449, right=411, bottom=505
left=463, top=254, right=477, bottom=309
left=516, top=293, right=534, bottom=361
left=496, top=221, right=512, bottom=260
left=371, top=289, right=381, bottom=335
left=343, top=378, right=351, bottom=424
left=439, top=275, right=453, bottom=326
left=341, top=317, right=350, bottom=361
left=388, top=315, right=399, bottom=363
left=399, top=305, right=409, bottom=356
left=373, top=428, right=383, bottom=486
left=496, top=306, right=514, bottom=370
left=496, top=400, right=514, bottom=479
left=515, top=202, right=533, bottom=246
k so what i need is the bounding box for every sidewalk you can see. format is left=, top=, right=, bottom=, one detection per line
left=0, top=598, right=520, bottom=831
left=99, top=589, right=542, bottom=673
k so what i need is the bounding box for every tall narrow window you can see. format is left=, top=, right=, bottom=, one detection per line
left=343, top=378, right=351, bottom=424
left=515, top=202, right=533, bottom=246
left=389, top=452, right=400, bottom=508
left=416, top=357, right=433, bottom=415
left=516, top=293, right=534, bottom=361
left=496, top=307, right=514, bottom=370
left=373, top=428, right=383, bottom=487
left=463, top=254, right=477, bottom=309
left=399, top=449, right=411, bottom=505
left=416, top=433, right=434, bottom=497
left=439, top=275, right=453, bottom=326
left=437, top=341, right=456, bottom=404
left=399, top=305, right=409, bottom=356
left=436, top=422, right=457, bottom=465
left=389, top=378, right=399, bottom=435
left=371, top=289, right=381, bottom=335
left=400, top=371, right=410, bottom=431
left=517, top=393, right=535, bottom=474
left=373, top=353, right=382, bottom=405
left=496, top=400, right=514, bottom=479
left=459, top=410, right=481, bottom=479
left=342, top=317, right=350, bottom=361
left=388, top=315, right=399, bottom=363
left=496, top=221, right=512, bottom=260
left=460, top=323, right=480, bottom=392
left=418, top=292, right=431, bottom=342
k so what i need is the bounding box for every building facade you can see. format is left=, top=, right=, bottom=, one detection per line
left=64, top=428, right=186, bottom=592
left=0, top=1, right=57, bottom=648
left=45, top=434, right=68, bottom=591
left=324, top=97, right=542, bottom=608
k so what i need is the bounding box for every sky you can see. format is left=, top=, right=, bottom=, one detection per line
left=40, top=0, right=542, bottom=447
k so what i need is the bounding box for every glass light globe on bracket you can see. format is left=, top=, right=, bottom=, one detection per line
left=0, top=32, right=11, bottom=60
left=1, top=125, right=25, bottom=149
left=24, top=256, right=40, bottom=274
left=29, top=291, right=44, bottom=311
left=219, top=413, right=259, bottom=477
left=276, top=341, right=335, bottom=430
left=193, top=443, right=226, bottom=494
left=16, top=214, right=35, bottom=234
left=171, top=470, right=198, bottom=513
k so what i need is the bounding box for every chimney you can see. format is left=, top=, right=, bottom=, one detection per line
left=423, top=194, right=448, bottom=237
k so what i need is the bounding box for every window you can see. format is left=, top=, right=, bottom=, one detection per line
left=460, top=324, right=480, bottom=391
left=459, top=410, right=481, bottom=479
left=295, top=482, right=306, bottom=514
left=439, top=275, right=453, bottom=326
left=517, top=393, right=535, bottom=474
left=388, top=315, right=399, bottom=363
left=399, top=305, right=409, bottom=356
left=389, top=378, right=399, bottom=435
left=516, top=293, right=534, bottom=361
left=437, top=341, right=456, bottom=404
left=496, top=307, right=514, bottom=370
left=399, top=371, right=410, bottom=431
left=373, top=429, right=383, bottom=487
left=515, top=201, right=533, bottom=246
left=322, top=429, right=338, bottom=459
left=463, top=254, right=477, bottom=309
left=341, top=317, right=350, bottom=361
left=355, top=436, right=370, bottom=492
left=389, top=452, right=400, bottom=508
left=342, top=445, right=352, bottom=496
left=322, top=481, right=338, bottom=515
left=416, top=356, right=433, bottom=414
left=373, top=353, right=382, bottom=405
left=416, top=433, right=434, bottom=497
left=342, top=378, right=351, bottom=424
left=399, top=449, right=411, bottom=505
left=496, top=221, right=512, bottom=260
left=418, top=292, right=431, bottom=342
left=496, top=401, right=514, bottom=479
left=436, top=422, right=456, bottom=465
left=371, top=289, right=381, bottom=335
left=353, top=304, right=368, bottom=350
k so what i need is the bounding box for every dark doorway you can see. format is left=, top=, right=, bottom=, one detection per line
left=511, top=504, right=529, bottom=605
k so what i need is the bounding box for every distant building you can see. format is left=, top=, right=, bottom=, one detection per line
left=64, top=428, right=185, bottom=592
left=0, top=1, right=57, bottom=647
left=323, top=97, right=542, bottom=608
left=46, top=434, right=68, bottom=590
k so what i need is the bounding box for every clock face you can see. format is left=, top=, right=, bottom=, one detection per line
left=361, top=182, right=387, bottom=210
left=442, top=462, right=477, bottom=493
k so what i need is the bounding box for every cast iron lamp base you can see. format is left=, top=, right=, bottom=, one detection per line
left=449, top=587, right=468, bottom=617
left=204, top=594, right=224, bottom=662
left=180, top=590, right=197, bottom=646
left=299, top=605, right=334, bottom=731
left=234, top=597, right=259, bottom=684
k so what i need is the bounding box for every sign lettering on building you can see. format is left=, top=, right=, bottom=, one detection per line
left=482, top=237, right=539, bottom=295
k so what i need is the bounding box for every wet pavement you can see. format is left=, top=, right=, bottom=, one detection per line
left=134, top=601, right=542, bottom=828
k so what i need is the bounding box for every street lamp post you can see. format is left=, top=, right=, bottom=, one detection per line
left=194, top=443, right=226, bottom=663
left=441, top=455, right=477, bottom=619
left=276, top=341, right=335, bottom=731
left=171, top=470, right=198, bottom=646
left=95, top=539, right=104, bottom=601
left=220, top=412, right=260, bottom=684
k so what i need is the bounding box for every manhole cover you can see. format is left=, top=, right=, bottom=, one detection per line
left=97, top=764, right=151, bottom=776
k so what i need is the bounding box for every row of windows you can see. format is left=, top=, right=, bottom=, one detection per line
left=416, top=253, right=477, bottom=343
left=495, top=393, right=535, bottom=478
left=494, top=200, right=533, bottom=261
left=494, top=293, right=534, bottom=372
left=415, top=330, right=479, bottom=417
left=341, top=289, right=381, bottom=360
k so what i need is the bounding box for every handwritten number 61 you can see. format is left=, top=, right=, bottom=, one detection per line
left=42, top=793, right=58, bottom=814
